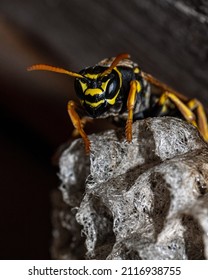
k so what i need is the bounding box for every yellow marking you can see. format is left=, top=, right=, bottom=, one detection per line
left=136, top=81, right=141, bottom=92
left=187, top=99, right=197, bottom=110
left=84, top=80, right=111, bottom=96
left=85, top=99, right=105, bottom=108
left=114, top=67, right=122, bottom=88
left=101, top=81, right=109, bottom=92
left=159, top=93, right=166, bottom=106
left=161, top=104, right=168, bottom=114
left=134, top=67, right=140, bottom=74
left=107, top=90, right=120, bottom=105
left=106, top=67, right=122, bottom=105
left=79, top=81, right=88, bottom=92
left=85, top=88, right=103, bottom=96
left=85, top=73, right=100, bottom=79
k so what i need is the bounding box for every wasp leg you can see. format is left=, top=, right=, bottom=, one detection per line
left=158, top=91, right=197, bottom=126
left=187, top=99, right=208, bottom=141
left=141, top=71, right=188, bottom=102
left=67, top=100, right=91, bottom=153
left=71, top=117, right=93, bottom=137
left=126, top=80, right=141, bottom=142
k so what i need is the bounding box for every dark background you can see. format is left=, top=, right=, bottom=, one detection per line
left=0, top=0, right=208, bottom=259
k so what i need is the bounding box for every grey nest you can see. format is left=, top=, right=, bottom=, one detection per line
left=51, top=117, right=208, bottom=259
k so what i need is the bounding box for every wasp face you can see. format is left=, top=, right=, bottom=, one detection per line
left=74, top=66, right=121, bottom=118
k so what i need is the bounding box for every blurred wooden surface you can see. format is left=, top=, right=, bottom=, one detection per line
left=0, top=0, right=208, bottom=259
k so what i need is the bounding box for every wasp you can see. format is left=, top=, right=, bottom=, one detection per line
left=28, top=53, right=208, bottom=153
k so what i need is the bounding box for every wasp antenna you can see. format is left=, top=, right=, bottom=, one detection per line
left=27, top=64, right=84, bottom=79
left=100, top=53, right=130, bottom=77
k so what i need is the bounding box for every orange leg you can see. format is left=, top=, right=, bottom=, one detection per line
left=158, top=91, right=196, bottom=126
left=67, top=100, right=91, bottom=153
left=187, top=99, right=208, bottom=141
left=71, top=117, right=93, bottom=137
left=125, top=80, right=141, bottom=142
left=142, top=71, right=208, bottom=141
left=141, top=71, right=188, bottom=102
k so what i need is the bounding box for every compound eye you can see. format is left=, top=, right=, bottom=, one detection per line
left=108, top=80, right=116, bottom=93
left=106, top=79, right=118, bottom=98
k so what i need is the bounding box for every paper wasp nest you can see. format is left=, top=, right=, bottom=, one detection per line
left=51, top=117, right=208, bottom=259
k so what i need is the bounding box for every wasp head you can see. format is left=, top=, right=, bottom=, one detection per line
left=27, top=53, right=130, bottom=118
left=74, top=66, right=122, bottom=118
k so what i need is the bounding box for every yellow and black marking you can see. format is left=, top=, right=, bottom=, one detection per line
left=28, top=53, right=208, bottom=153
left=74, top=65, right=123, bottom=117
